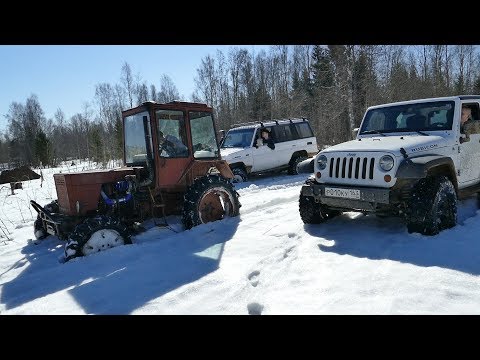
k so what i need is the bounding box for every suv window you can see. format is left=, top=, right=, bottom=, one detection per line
left=294, top=122, right=314, bottom=139
left=272, top=124, right=294, bottom=143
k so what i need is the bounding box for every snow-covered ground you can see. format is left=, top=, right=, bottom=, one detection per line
left=1, top=161, right=480, bottom=314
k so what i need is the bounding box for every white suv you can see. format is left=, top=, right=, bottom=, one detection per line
left=299, top=95, right=480, bottom=235
left=220, top=119, right=318, bottom=182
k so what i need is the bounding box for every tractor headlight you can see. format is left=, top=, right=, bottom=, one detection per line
left=317, top=155, right=328, bottom=170
left=379, top=155, right=394, bottom=171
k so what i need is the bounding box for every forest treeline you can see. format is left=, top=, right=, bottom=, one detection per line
left=1, top=45, right=479, bottom=168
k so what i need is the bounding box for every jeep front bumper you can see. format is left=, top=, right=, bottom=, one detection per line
left=301, top=183, right=391, bottom=212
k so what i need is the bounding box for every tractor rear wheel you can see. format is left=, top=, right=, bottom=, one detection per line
left=182, top=175, right=241, bottom=230
left=64, top=215, right=131, bottom=262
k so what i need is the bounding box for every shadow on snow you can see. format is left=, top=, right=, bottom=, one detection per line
left=304, top=197, right=480, bottom=276
left=1, top=217, right=239, bottom=314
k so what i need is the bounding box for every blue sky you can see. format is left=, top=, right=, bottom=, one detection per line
left=0, top=45, right=270, bottom=133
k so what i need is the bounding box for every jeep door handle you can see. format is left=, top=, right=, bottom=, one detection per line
left=307, top=142, right=312, bottom=145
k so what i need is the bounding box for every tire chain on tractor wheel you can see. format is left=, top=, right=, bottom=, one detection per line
left=64, top=215, right=132, bottom=262
left=182, top=174, right=241, bottom=230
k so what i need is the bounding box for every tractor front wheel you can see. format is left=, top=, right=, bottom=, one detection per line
left=182, top=175, right=241, bottom=230
left=64, top=215, right=131, bottom=262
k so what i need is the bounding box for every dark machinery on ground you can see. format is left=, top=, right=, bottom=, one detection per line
left=31, top=101, right=241, bottom=261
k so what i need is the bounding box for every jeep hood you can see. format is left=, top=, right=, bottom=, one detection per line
left=321, top=135, right=448, bottom=157
left=220, top=147, right=245, bottom=158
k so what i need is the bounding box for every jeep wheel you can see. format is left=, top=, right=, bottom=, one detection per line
left=232, top=167, right=248, bottom=183
left=406, top=176, right=457, bottom=235
left=64, top=215, right=131, bottom=262
left=182, top=175, right=241, bottom=230
left=299, top=194, right=339, bottom=224
left=34, top=200, right=59, bottom=240
left=288, top=155, right=308, bottom=175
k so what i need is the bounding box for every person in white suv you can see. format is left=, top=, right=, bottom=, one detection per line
left=220, top=119, right=318, bottom=183
left=255, top=128, right=275, bottom=150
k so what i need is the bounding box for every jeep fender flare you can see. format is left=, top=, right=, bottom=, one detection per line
left=395, top=155, right=458, bottom=193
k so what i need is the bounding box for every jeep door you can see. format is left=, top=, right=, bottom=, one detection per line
left=458, top=101, right=480, bottom=185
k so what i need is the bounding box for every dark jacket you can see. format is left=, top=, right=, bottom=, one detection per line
left=262, top=137, right=275, bottom=150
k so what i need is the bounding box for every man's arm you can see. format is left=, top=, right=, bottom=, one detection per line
left=266, top=138, right=275, bottom=150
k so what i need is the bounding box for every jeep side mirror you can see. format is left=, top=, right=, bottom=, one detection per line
left=460, top=135, right=470, bottom=144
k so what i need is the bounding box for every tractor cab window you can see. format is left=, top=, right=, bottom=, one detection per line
left=156, top=110, right=189, bottom=158
left=124, top=111, right=150, bottom=165
left=190, top=111, right=219, bottom=159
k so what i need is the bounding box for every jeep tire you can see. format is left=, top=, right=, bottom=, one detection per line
left=406, top=176, right=457, bottom=235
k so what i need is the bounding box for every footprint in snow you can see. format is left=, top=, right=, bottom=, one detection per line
left=248, top=270, right=260, bottom=287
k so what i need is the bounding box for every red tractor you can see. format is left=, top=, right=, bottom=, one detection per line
left=31, top=101, right=241, bottom=261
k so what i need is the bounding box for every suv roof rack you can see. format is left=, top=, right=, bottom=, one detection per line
left=231, top=118, right=308, bottom=128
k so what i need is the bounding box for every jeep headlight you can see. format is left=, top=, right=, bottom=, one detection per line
left=379, top=155, right=394, bottom=171
left=317, top=155, right=328, bottom=170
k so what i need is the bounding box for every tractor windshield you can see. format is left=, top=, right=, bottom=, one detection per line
left=190, top=111, right=220, bottom=159
left=124, top=111, right=151, bottom=165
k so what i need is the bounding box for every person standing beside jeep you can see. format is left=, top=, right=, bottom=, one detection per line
left=254, top=128, right=275, bottom=150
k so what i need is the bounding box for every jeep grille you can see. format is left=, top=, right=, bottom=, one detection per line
left=329, top=156, right=375, bottom=180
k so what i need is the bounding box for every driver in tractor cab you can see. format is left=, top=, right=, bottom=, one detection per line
left=158, top=130, right=188, bottom=157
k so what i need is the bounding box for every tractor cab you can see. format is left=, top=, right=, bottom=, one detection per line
left=122, top=101, right=228, bottom=189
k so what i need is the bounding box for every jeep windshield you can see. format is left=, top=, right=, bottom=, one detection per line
left=221, top=128, right=255, bottom=148
left=359, top=101, right=455, bottom=135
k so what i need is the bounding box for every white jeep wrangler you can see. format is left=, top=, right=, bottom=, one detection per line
left=220, top=118, right=318, bottom=182
left=299, top=95, right=480, bottom=235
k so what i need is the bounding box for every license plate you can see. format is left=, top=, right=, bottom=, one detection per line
left=324, top=187, right=360, bottom=200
